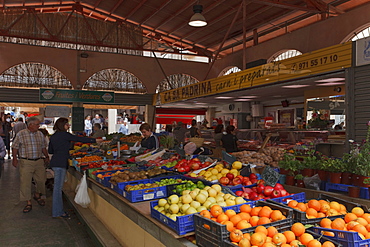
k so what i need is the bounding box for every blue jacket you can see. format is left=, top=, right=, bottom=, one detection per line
left=48, top=131, right=96, bottom=168
left=141, top=133, right=159, bottom=150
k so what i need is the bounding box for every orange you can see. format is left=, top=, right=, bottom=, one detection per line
left=250, top=232, right=267, bottom=246
left=255, top=225, right=268, bottom=235
left=326, top=208, right=340, bottom=216
left=323, top=231, right=334, bottom=237
left=281, top=244, right=290, bottom=247
left=239, top=238, right=252, bottom=247
left=320, top=203, right=330, bottom=214
left=222, top=220, right=235, bottom=232
left=230, top=229, right=244, bottom=243
left=296, top=202, right=308, bottom=212
left=306, top=208, right=318, bottom=218
left=344, top=213, right=358, bottom=223
left=288, top=200, right=298, bottom=208
left=210, top=217, right=217, bottom=222
left=320, top=218, right=332, bottom=228
left=259, top=206, right=273, bottom=218
left=240, top=204, right=252, bottom=213
left=339, top=204, right=347, bottom=214
left=365, top=224, right=370, bottom=232
left=257, top=217, right=271, bottom=225
left=299, top=233, right=314, bottom=245
left=308, top=199, right=321, bottom=211
left=261, top=243, right=275, bottom=247
left=347, top=221, right=359, bottom=230
left=290, top=240, right=301, bottom=247
left=251, top=207, right=262, bottom=216
left=239, top=212, right=251, bottom=221
left=267, top=226, right=278, bottom=238
left=250, top=216, right=260, bottom=226
left=331, top=218, right=345, bottom=230
left=200, top=210, right=211, bottom=219
left=306, top=239, right=322, bottom=247
left=230, top=215, right=242, bottom=226
left=352, top=207, right=365, bottom=217
left=322, top=241, right=335, bottom=247
left=270, top=210, right=284, bottom=221
left=291, top=222, right=305, bottom=237
left=365, top=232, right=370, bottom=239
left=210, top=205, right=223, bottom=217
left=329, top=201, right=341, bottom=212
left=356, top=217, right=368, bottom=226
left=272, top=233, right=287, bottom=245
left=217, top=213, right=230, bottom=223
left=362, top=213, right=370, bottom=224
left=353, top=224, right=368, bottom=236
left=317, top=212, right=326, bottom=218
left=243, top=233, right=251, bottom=240
left=236, top=220, right=251, bottom=230
left=282, top=230, right=295, bottom=244
left=225, top=209, right=237, bottom=218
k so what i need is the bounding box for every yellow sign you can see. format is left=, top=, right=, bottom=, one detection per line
left=159, top=42, right=352, bottom=104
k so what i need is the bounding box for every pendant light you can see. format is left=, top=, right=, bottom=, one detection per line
left=188, top=4, right=207, bottom=27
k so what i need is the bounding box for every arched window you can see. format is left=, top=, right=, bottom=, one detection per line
left=0, top=62, right=72, bottom=88
left=84, top=69, right=147, bottom=93
left=218, top=66, right=241, bottom=77
left=156, top=74, right=199, bottom=93
left=268, top=49, right=302, bottom=63
left=347, top=24, right=370, bottom=41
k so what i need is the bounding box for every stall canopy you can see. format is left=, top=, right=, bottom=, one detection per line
left=155, top=108, right=206, bottom=125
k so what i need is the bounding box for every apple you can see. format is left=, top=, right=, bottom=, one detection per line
left=235, top=197, right=245, bottom=205
left=235, top=190, right=243, bottom=197
left=207, top=188, right=217, bottom=197
left=225, top=199, right=236, bottom=206
left=190, top=200, right=201, bottom=209
left=280, top=189, right=288, bottom=197
left=196, top=193, right=207, bottom=204
left=257, top=184, right=265, bottom=194
left=211, top=184, right=222, bottom=193
left=272, top=190, right=281, bottom=198
left=245, top=181, right=253, bottom=185
left=218, top=201, right=227, bottom=207
left=168, top=195, right=179, bottom=204
left=182, top=194, right=192, bottom=204
left=232, top=177, right=242, bottom=185
left=250, top=178, right=258, bottom=184
left=274, top=183, right=284, bottom=190
left=219, top=176, right=230, bottom=185
left=169, top=204, right=179, bottom=214
left=226, top=173, right=235, bottom=180
left=203, top=201, right=212, bottom=209
left=249, top=192, right=258, bottom=200
left=249, top=173, right=257, bottom=180
left=158, top=198, right=167, bottom=207
left=190, top=162, right=200, bottom=170
left=232, top=161, right=243, bottom=170
left=236, top=175, right=244, bottom=181
left=186, top=207, right=197, bottom=215
left=263, top=186, right=274, bottom=196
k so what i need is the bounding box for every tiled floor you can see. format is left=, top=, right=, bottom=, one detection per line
left=0, top=159, right=97, bottom=247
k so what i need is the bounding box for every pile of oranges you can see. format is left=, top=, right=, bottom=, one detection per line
left=201, top=204, right=287, bottom=232
left=319, top=206, right=370, bottom=239
left=229, top=222, right=335, bottom=247
left=287, top=199, right=347, bottom=219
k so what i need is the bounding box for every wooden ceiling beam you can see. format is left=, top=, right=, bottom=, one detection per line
left=139, top=0, right=171, bottom=26
left=124, top=0, right=148, bottom=20
left=248, top=0, right=320, bottom=13
left=107, top=0, right=124, bottom=16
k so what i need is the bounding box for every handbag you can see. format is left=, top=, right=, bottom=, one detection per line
left=189, top=137, right=204, bottom=148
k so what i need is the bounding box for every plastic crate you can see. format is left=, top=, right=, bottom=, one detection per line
left=150, top=200, right=196, bottom=236
left=325, top=182, right=370, bottom=199
left=95, top=170, right=126, bottom=187
left=87, top=168, right=103, bottom=179
left=194, top=200, right=293, bottom=247
left=268, top=193, right=363, bottom=224
left=310, top=227, right=365, bottom=247
left=269, top=192, right=306, bottom=204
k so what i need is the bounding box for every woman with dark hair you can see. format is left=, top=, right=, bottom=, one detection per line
left=48, top=118, right=96, bottom=219
left=140, top=123, right=159, bottom=149
left=221, top=125, right=238, bottom=153
left=189, top=119, right=201, bottom=137
left=214, top=124, right=224, bottom=147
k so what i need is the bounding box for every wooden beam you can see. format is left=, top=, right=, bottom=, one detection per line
left=124, top=0, right=148, bottom=20
left=139, top=0, right=171, bottom=26
left=248, top=0, right=320, bottom=13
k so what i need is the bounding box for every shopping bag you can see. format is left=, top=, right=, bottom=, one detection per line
left=74, top=171, right=90, bottom=208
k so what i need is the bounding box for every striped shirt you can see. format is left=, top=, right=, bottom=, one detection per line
left=12, top=129, right=47, bottom=159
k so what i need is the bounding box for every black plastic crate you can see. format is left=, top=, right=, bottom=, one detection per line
left=194, top=200, right=293, bottom=247
left=267, top=193, right=364, bottom=224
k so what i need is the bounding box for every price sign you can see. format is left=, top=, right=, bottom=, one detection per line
left=222, top=151, right=237, bottom=164
left=261, top=166, right=280, bottom=187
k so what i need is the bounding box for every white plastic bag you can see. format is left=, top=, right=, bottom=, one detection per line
left=74, top=171, right=91, bottom=208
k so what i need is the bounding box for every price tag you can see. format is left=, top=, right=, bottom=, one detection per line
left=143, top=193, right=155, bottom=200
left=261, top=166, right=280, bottom=187
left=157, top=191, right=164, bottom=197
left=222, top=150, right=237, bottom=164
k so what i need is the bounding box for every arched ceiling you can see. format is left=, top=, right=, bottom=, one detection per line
left=0, top=0, right=368, bottom=59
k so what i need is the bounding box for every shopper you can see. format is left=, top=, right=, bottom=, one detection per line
left=11, top=116, right=50, bottom=213
left=214, top=124, right=224, bottom=147
left=91, top=123, right=105, bottom=138
left=2, top=113, right=12, bottom=159
left=0, top=137, right=5, bottom=179
left=139, top=123, right=159, bottom=149
left=173, top=122, right=187, bottom=144
left=84, top=115, right=92, bottom=136
left=189, top=119, right=201, bottom=137
left=221, top=125, right=238, bottom=153
left=91, top=114, right=103, bottom=127
left=119, top=121, right=129, bottom=135
left=13, top=117, right=27, bottom=138
left=48, top=117, right=96, bottom=219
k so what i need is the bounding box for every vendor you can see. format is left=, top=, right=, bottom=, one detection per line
left=221, top=125, right=238, bottom=153
left=91, top=123, right=105, bottom=138
left=140, top=123, right=159, bottom=149
left=214, top=124, right=224, bottom=147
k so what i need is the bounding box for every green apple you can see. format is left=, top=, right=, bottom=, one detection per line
left=158, top=206, right=164, bottom=212
left=182, top=194, right=192, bottom=204
left=218, top=201, right=227, bottom=207
left=186, top=207, right=197, bottom=215
left=169, top=204, right=179, bottom=214
left=203, top=186, right=211, bottom=191
left=168, top=195, right=179, bottom=204
left=223, top=194, right=232, bottom=200
left=229, top=196, right=236, bottom=200
left=154, top=205, right=159, bottom=210
left=158, top=198, right=167, bottom=207
left=182, top=190, right=190, bottom=195
left=169, top=214, right=177, bottom=221
left=193, top=188, right=200, bottom=194
left=217, top=192, right=225, bottom=198
left=203, top=200, right=212, bottom=209
left=207, top=188, right=217, bottom=197
left=199, top=190, right=209, bottom=197
left=226, top=199, right=236, bottom=206
left=196, top=193, right=207, bottom=204
left=215, top=195, right=224, bottom=202
left=190, top=200, right=201, bottom=209
left=235, top=197, right=246, bottom=205
left=164, top=203, right=170, bottom=212
left=211, top=184, right=222, bottom=193
left=197, top=206, right=207, bottom=212
left=181, top=203, right=190, bottom=214
left=207, top=197, right=216, bottom=204
left=189, top=190, right=198, bottom=199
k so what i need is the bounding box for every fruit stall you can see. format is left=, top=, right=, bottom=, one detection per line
left=64, top=134, right=370, bottom=247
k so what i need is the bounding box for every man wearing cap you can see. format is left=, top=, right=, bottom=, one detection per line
left=173, top=121, right=188, bottom=144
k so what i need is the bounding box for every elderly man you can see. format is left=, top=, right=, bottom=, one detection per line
left=12, top=116, right=49, bottom=213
